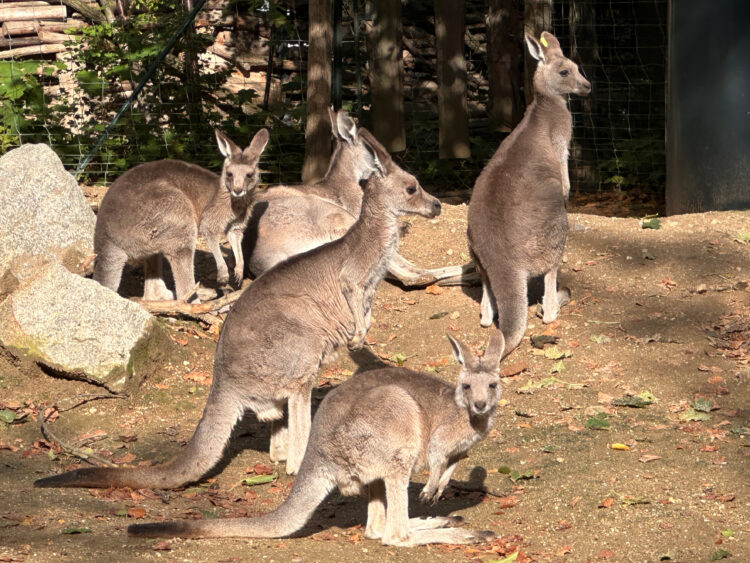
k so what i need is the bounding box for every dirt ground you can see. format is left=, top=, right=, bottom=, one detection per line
left=1, top=191, right=749, bottom=563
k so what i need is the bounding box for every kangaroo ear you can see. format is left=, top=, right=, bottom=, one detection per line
left=447, top=334, right=475, bottom=368
left=481, top=330, right=505, bottom=372
left=357, top=128, right=392, bottom=176
left=335, top=110, right=357, bottom=144
left=244, top=128, right=270, bottom=161
left=215, top=129, right=241, bottom=159
left=539, top=31, right=562, bottom=54
left=328, top=106, right=338, bottom=137
left=525, top=33, right=546, bottom=63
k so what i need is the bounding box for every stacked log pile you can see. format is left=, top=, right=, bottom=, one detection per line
left=0, top=1, right=88, bottom=60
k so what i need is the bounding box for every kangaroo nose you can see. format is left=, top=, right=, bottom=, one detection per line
left=432, top=200, right=442, bottom=214
left=473, top=400, right=487, bottom=411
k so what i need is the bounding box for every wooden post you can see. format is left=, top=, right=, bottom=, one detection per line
left=367, top=0, right=405, bottom=152
left=487, top=0, right=523, bottom=132
left=301, top=0, right=332, bottom=184
left=435, top=0, right=470, bottom=159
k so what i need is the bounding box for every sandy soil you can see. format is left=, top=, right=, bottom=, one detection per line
left=1, top=195, right=748, bottom=563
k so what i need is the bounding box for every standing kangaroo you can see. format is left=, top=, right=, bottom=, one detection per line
left=244, top=108, right=465, bottom=286
left=467, top=31, right=591, bottom=354
left=93, top=128, right=269, bottom=301
left=34, top=145, right=442, bottom=489
left=128, top=332, right=504, bottom=546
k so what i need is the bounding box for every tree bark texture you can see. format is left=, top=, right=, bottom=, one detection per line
left=367, top=0, right=405, bottom=152
left=487, top=0, right=523, bottom=132
left=434, top=0, right=470, bottom=159
left=0, top=5, right=67, bottom=22
left=302, top=0, right=333, bottom=183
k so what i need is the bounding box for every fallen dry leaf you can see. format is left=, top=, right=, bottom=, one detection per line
left=598, top=497, right=614, bottom=508
left=152, top=541, right=171, bottom=551
left=424, top=284, right=444, bottom=295
left=639, top=454, right=662, bottom=463
left=127, top=507, right=146, bottom=519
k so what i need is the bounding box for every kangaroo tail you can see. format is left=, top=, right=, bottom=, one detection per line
left=35, top=379, right=246, bottom=490
left=128, top=457, right=335, bottom=538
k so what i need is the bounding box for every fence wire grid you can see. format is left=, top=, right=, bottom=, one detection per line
left=0, top=0, right=667, bottom=194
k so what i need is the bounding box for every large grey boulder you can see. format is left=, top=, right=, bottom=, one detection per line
left=0, top=144, right=96, bottom=277
left=0, top=261, right=163, bottom=391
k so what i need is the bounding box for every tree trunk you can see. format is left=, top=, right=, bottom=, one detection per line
left=367, top=0, right=405, bottom=152
left=568, top=0, right=599, bottom=191
left=523, top=0, right=551, bottom=104
left=487, top=0, right=523, bottom=132
left=302, top=0, right=332, bottom=184
left=60, top=0, right=106, bottom=23
left=0, top=36, right=42, bottom=48
left=434, top=0, right=470, bottom=159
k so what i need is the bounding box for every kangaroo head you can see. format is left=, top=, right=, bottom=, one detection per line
left=327, top=107, right=385, bottom=182
left=526, top=31, right=591, bottom=98
left=448, top=331, right=504, bottom=417
left=360, top=135, right=442, bottom=219
left=214, top=128, right=270, bottom=198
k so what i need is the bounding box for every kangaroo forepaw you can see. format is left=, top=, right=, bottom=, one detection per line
left=419, top=486, right=440, bottom=505
left=348, top=333, right=366, bottom=351
left=232, top=265, right=244, bottom=285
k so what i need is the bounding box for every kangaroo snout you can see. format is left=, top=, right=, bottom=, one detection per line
left=473, top=400, right=487, bottom=413
left=577, top=78, right=592, bottom=96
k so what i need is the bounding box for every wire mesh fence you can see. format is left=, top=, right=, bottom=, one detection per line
left=0, top=0, right=668, bottom=195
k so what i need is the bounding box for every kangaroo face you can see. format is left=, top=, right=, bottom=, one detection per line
left=392, top=169, right=442, bottom=218
left=215, top=128, right=270, bottom=198
left=448, top=331, right=505, bottom=417
left=526, top=31, right=591, bottom=97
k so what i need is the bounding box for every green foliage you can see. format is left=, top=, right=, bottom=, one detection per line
left=599, top=136, right=665, bottom=190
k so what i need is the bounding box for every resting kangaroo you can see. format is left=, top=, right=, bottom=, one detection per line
left=128, top=332, right=504, bottom=546
left=467, top=31, right=591, bottom=354
left=244, top=108, right=465, bottom=286
left=93, top=128, right=269, bottom=301
left=34, top=144, right=442, bottom=489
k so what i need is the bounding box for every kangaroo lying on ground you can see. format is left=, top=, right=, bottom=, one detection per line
left=93, top=128, right=269, bottom=301
left=34, top=142, right=442, bottom=488
left=128, top=331, right=504, bottom=546
left=244, top=108, right=466, bottom=286
left=467, top=31, right=591, bottom=355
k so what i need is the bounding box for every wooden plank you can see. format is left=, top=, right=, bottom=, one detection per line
left=0, top=43, right=66, bottom=59
left=0, top=5, right=67, bottom=23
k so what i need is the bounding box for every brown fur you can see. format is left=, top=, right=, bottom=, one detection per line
left=467, top=31, right=591, bottom=355
left=34, top=144, right=442, bottom=490
left=127, top=332, right=504, bottom=547
left=244, top=109, right=466, bottom=286
left=93, top=128, right=269, bottom=301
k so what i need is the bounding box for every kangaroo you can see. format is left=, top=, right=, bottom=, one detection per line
left=34, top=145, right=442, bottom=490
left=127, top=331, right=504, bottom=546
left=467, top=31, right=591, bottom=355
left=244, top=108, right=466, bottom=286
left=93, top=128, right=269, bottom=302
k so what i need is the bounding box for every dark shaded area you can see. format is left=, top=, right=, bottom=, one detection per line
left=666, top=0, right=750, bottom=214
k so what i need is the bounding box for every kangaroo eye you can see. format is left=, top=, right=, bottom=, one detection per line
left=226, top=171, right=233, bottom=179
left=406, top=186, right=417, bottom=195
left=559, top=70, right=569, bottom=77
left=462, top=383, right=470, bottom=390
left=489, top=383, right=497, bottom=389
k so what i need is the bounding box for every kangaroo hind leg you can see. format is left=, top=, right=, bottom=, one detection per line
left=542, top=267, right=570, bottom=324
left=143, top=255, right=174, bottom=300
left=93, top=242, right=128, bottom=293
